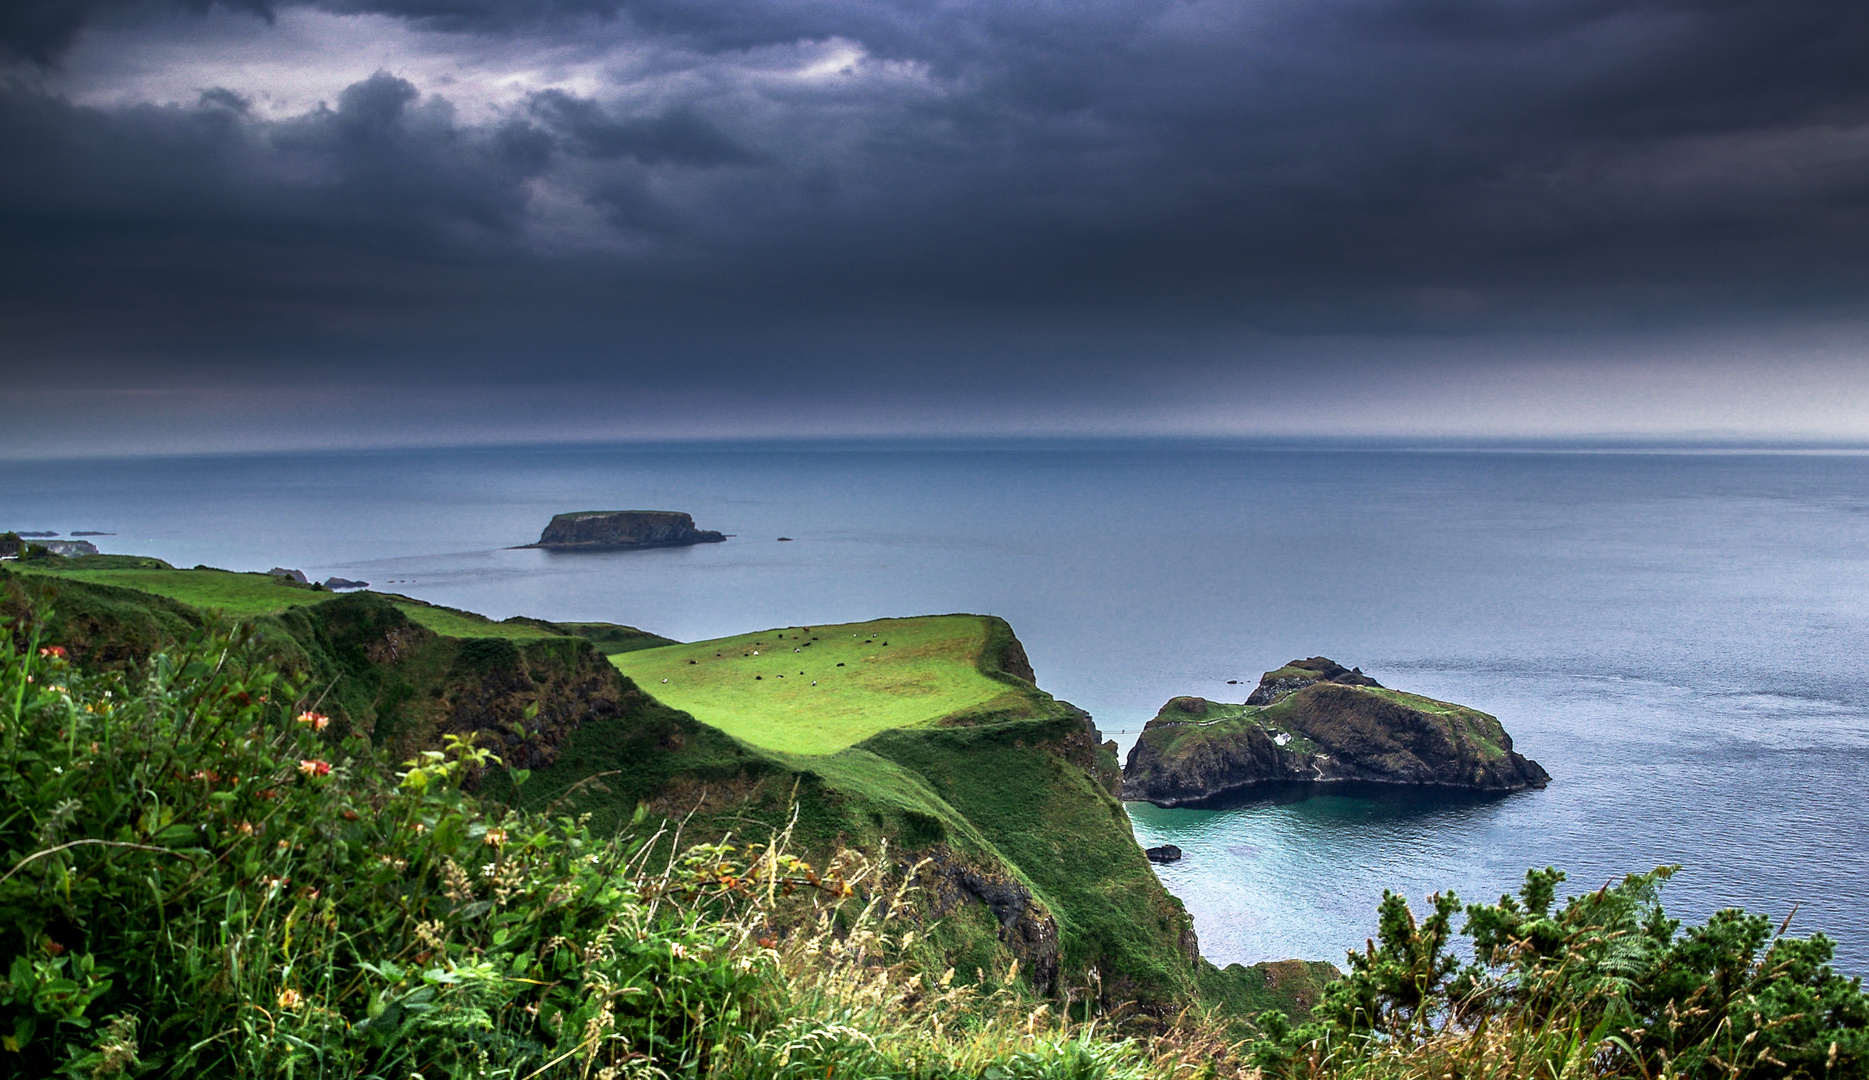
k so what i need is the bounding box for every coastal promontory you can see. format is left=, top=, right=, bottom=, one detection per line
left=1122, top=657, right=1549, bottom=807
left=521, top=510, right=725, bottom=551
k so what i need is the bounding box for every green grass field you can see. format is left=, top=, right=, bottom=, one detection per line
left=610, top=615, right=1021, bottom=755
left=12, top=565, right=567, bottom=642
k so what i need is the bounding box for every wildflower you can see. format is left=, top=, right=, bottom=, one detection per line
left=296, top=711, right=330, bottom=732
left=236, top=821, right=256, bottom=835
left=277, top=988, right=303, bottom=1011
left=297, top=759, right=331, bottom=777
left=43, top=940, right=65, bottom=956
left=38, top=645, right=66, bottom=659
left=262, top=875, right=291, bottom=890
left=482, top=827, right=508, bottom=847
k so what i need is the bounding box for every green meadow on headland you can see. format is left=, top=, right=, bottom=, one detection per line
left=611, top=615, right=1037, bottom=754
left=4, top=560, right=1866, bottom=1079
left=14, top=556, right=671, bottom=647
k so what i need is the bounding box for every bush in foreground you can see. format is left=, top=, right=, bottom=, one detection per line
left=1252, top=867, right=1869, bottom=1080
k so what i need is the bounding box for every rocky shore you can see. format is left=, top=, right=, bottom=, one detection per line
left=1123, top=657, right=1549, bottom=807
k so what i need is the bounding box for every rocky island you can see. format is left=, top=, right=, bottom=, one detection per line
left=520, top=510, right=725, bottom=551
left=1123, top=657, right=1549, bottom=807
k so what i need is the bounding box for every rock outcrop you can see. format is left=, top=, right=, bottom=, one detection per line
left=1123, top=658, right=1549, bottom=807
left=522, top=511, right=726, bottom=551
left=1244, top=656, right=1380, bottom=704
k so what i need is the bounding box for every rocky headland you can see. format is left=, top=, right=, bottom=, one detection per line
left=521, top=510, right=726, bottom=551
left=1122, top=657, right=1549, bottom=807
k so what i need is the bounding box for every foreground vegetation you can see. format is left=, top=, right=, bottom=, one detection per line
left=1, top=567, right=1226, bottom=1019
left=0, top=611, right=1228, bottom=1077
left=5, top=564, right=1865, bottom=1080
left=1253, top=868, right=1869, bottom=1080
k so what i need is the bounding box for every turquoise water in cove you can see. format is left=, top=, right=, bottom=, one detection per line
left=6, top=441, right=1868, bottom=971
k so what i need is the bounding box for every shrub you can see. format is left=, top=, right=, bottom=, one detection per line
left=1252, top=867, right=1869, bottom=1080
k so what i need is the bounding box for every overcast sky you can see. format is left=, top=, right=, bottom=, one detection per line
left=3, top=0, right=1867, bottom=454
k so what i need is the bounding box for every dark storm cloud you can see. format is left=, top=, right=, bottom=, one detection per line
left=527, top=91, right=761, bottom=166
left=0, top=0, right=269, bottom=64
left=1, top=0, right=1867, bottom=385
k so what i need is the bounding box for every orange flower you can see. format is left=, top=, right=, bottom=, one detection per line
left=277, top=987, right=303, bottom=1011
left=296, top=711, right=330, bottom=732
left=297, top=759, right=332, bottom=777
left=38, top=645, right=67, bottom=659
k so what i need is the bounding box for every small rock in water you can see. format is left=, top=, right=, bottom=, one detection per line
left=323, top=577, right=369, bottom=590
left=776, top=536, right=794, bottom=541
left=267, top=567, right=309, bottom=584
left=1144, top=844, right=1183, bottom=864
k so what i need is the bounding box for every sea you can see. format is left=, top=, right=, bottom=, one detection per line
left=7, top=441, right=1868, bottom=972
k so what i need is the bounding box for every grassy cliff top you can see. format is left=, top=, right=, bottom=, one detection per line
left=11, top=563, right=668, bottom=647
left=608, top=615, right=1039, bottom=755
left=1138, top=684, right=1513, bottom=761
left=1138, top=698, right=1320, bottom=757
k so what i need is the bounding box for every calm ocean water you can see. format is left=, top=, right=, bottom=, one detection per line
left=7, top=442, right=1868, bottom=971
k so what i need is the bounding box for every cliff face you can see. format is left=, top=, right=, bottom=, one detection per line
left=1123, top=659, right=1549, bottom=807
left=527, top=510, right=725, bottom=550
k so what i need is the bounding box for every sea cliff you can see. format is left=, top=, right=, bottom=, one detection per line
left=1123, top=657, right=1549, bottom=807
